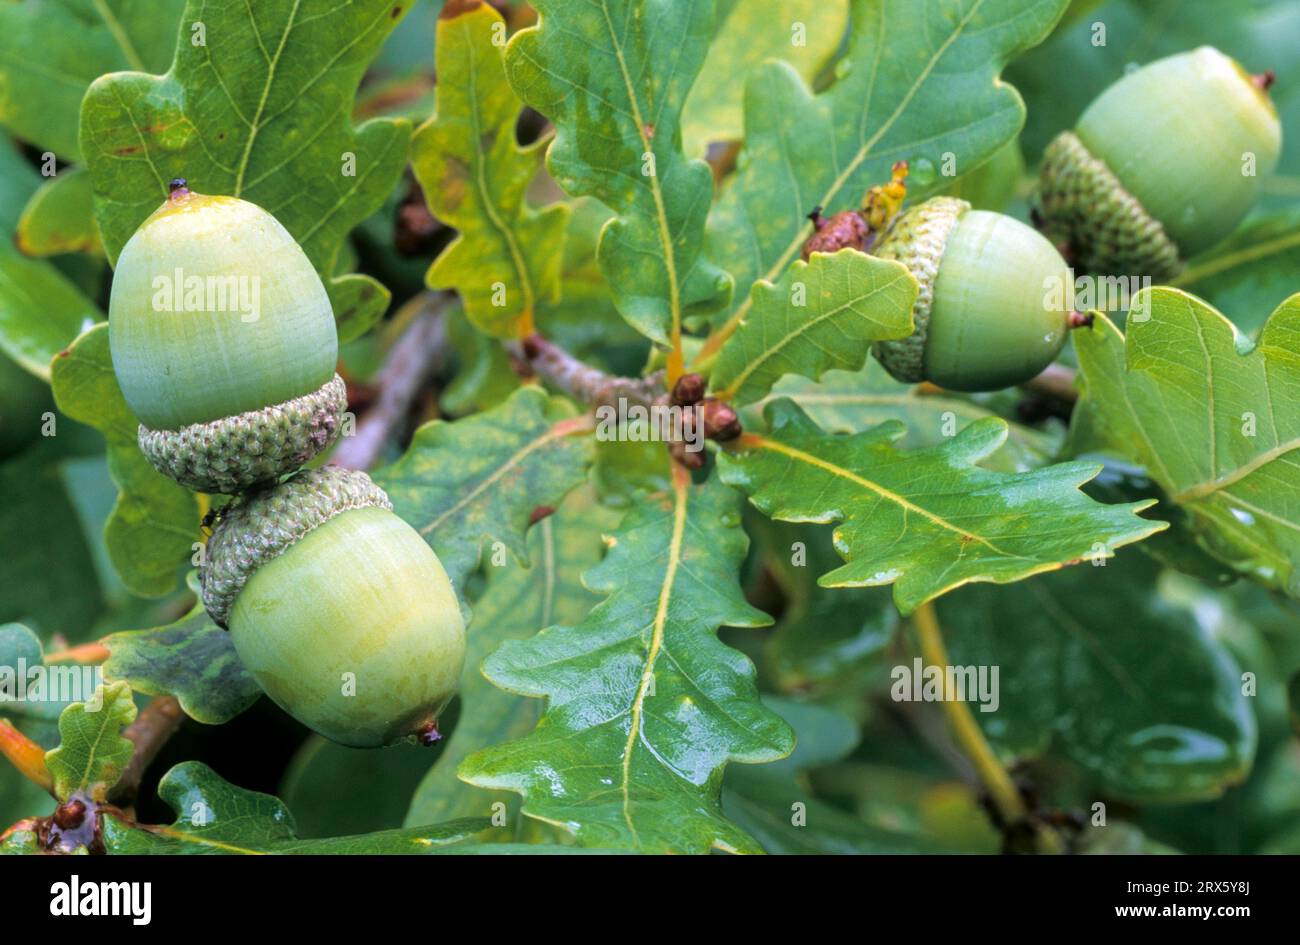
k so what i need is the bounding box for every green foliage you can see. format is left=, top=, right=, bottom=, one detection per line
left=719, top=399, right=1163, bottom=614
left=79, top=0, right=414, bottom=338
left=413, top=2, right=568, bottom=337
left=461, top=475, right=794, bottom=853
left=45, top=681, right=136, bottom=802
left=1073, top=290, right=1300, bottom=596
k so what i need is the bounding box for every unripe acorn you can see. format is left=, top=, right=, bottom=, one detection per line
left=201, top=466, right=466, bottom=748
left=872, top=197, right=1072, bottom=392
left=109, top=180, right=344, bottom=493
left=1038, top=47, right=1281, bottom=281
left=0, top=354, right=52, bottom=458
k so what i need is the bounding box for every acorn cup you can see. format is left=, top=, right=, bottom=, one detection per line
left=1037, top=46, right=1282, bottom=281
left=201, top=466, right=467, bottom=748
left=109, top=181, right=345, bottom=494
left=872, top=197, right=1073, bottom=392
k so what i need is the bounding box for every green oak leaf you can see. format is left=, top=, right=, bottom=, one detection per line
left=1072, top=289, right=1300, bottom=597
left=406, top=487, right=617, bottom=831
left=681, top=0, right=849, bottom=156
left=16, top=167, right=100, bottom=257
left=413, top=2, right=568, bottom=338
left=505, top=0, right=731, bottom=345
left=374, top=385, right=595, bottom=589
left=103, top=573, right=259, bottom=725
left=704, top=0, right=1068, bottom=335
left=750, top=361, right=1062, bottom=473
left=0, top=623, right=96, bottom=721
left=941, top=555, right=1256, bottom=802
left=717, top=399, right=1165, bottom=614
left=710, top=249, right=915, bottom=405
left=50, top=324, right=198, bottom=598
left=0, top=0, right=186, bottom=160
left=79, top=0, right=415, bottom=339
left=460, top=474, right=794, bottom=854
left=45, top=680, right=136, bottom=803
left=101, top=761, right=487, bottom=854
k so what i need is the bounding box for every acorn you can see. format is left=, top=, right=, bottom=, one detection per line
left=108, top=181, right=344, bottom=493
left=0, top=354, right=52, bottom=458
left=201, top=466, right=466, bottom=748
left=872, top=197, right=1072, bottom=392
left=1038, top=47, right=1282, bottom=281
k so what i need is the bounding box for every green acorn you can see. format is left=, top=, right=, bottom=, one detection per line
left=201, top=467, right=466, bottom=748
left=1038, top=47, right=1282, bottom=280
left=0, top=354, right=51, bottom=458
left=109, top=181, right=344, bottom=493
left=872, top=197, right=1072, bottom=392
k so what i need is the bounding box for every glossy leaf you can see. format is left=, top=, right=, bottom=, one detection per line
left=406, top=488, right=617, bottom=830
left=681, top=0, right=849, bottom=156
left=79, top=0, right=415, bottom=338
left=101, top=761, right=488, bottom=854
left=103, top=574, right=259, bottom=725
left=15, top=167, right=100, bottom=257
left=461, top=472, right=794, bottom=853
left=940, top=557, right=1256, bottom=802
left=413, top=2, right=568, bottom=337
left=704, top=0, right=1068, bottom=334
left=506, top=0, right=730, bottom=345
left=717, top=399, right=1165, bottom=614
left=710, top=249, right=916, bottom=405
left=0, top=0, right=186, bottom=160
left=1072, top=290, right=1300, bottom=597
left=375, top=386, right=595, bottom=589
left=50, top=324, right=198, bottom=598
left=750, top=361, right=1061, bottom=473
left=45, top=681, right=136, bottom=803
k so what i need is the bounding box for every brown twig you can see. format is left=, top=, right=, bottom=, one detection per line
left=109, top=696, right=184, bottom=808
left=0, top=719, right=52, bottom=794
left=332, top=294, right=451, bottom=471
left=43, top=641, right=111, bottom=665
left=511, top=333, right=664, bottom=409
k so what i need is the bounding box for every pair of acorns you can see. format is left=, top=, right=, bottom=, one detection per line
left=109, top=182, right=465, bottom=748
left=805, top=47, right=1281, bottom=392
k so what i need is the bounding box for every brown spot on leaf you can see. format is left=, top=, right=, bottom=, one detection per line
left=440, top=0, right=482, bottom=19
left=528, top=505, right=555, bottom=525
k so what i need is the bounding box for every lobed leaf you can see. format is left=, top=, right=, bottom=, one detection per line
left=413, top=1, right=568, bottom=338
left=102, top=761, right=487, bottom=854
left=710, top=249, right=915, bottom=405
left=45, top=680, right=136, bottom=803
left=15, top=167, right=100, bottom=257
left=703, top=0, right=1068, bottom=341
left=505, top=0, right=731, bottom=346
left=1072, top=289, right=1300, bottom=597
left=50, top=324, right=197, bottom=598
left=0, top=623, right=94, bottom=722
left=374, top=385, right=595, bottom=590
left=79, top=0, right=416, bottom=338
left=717, top=399, right=1165, bottom=614
left=460, top=472, right=794, bottom=854
left=750, top=361, right=1062, bottom=473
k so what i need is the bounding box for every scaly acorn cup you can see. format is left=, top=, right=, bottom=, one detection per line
left=872, top=197, right=1072, bottom=392
left=1038, top=47, right=1281, bottom=281
left=109, top=180, right=344, bottom=493
left=201, top=467, right=466, bottom=748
